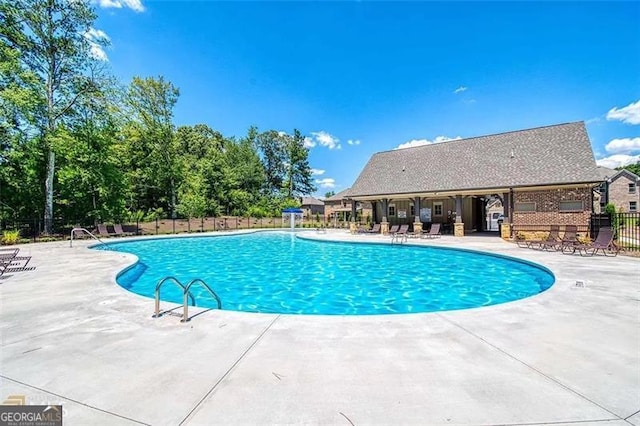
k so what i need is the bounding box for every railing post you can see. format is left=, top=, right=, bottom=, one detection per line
left=182, top=291, right=189, bottom=322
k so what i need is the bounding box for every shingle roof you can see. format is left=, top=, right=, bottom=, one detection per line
left=348, top=122, right=601, bottom=198
left=324, top=189, right=351, bottom=202
left=596, top=166, right=616, bottom=181
left=301, top=197, right=324, bottom=206
left=610, top=168, right=640, bottom=182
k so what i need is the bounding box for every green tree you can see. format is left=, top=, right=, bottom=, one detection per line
left=618, top=162, right=640, bottom=176
left=256, top=128, right=286, bottom=196
left=0, top=43, right=43, bottom=221
left=0, top=0, right=106, bottom=233
left=124, top=76, right=180, bottom=218
left=324, top=191, right=335, bottom=199
left=56, top=74, right=126, bottom=225
left=177, top=173, right=207, bottom=231
left=220, top=136, right=265, bottom=215
left=283, top=129, right=316, bottom=199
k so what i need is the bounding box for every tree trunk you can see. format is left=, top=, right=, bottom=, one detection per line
left=43, top=0, right=55, bottom=235
left=44, top=150, right=55, bottom=234
left=170, top=177, right=176, bottom=219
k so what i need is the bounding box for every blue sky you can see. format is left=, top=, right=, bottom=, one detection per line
left=93, top=1, right=640, bottom=198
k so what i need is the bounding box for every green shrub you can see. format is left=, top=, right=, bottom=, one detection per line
left=2, top=230, right=20, bottom=245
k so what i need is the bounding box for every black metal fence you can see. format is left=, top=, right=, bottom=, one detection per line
left=512, top=212, right=639, bottom=253
left=591, top=212, right=640, bottom=252
left=0, top=215, right=358, bottom=243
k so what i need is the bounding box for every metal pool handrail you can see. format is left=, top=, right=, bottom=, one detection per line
left=153, top=276, right=196, bottom=318
left=70, top=227, right=108, bottom=249
left=181, top=279, right=222, bottom=323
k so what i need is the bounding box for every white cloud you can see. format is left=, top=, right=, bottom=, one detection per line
left=83, top=28, right=110, bottom=61
left=303, top=136, right=315, bottom=148
left=596, top=154, right=640, bottom=169
left=315, top=178, right=336, bottom=189
left=310, top=168, right=325, bottom=176
left=97, top=0, right=145, bottom=12
left=347, top=139, right=361, bottom=146
left=604, top=137, right=640, bottom=154
left=454, top=86, right=467, bottom=94
left=310, top=131, right=341, bottom=150
left=395, top=135, right=461, bottom=150
left=606, top=100, right=640, bottom=125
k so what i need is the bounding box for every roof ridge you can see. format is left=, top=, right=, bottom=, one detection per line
left=378, top=121, right=585, bottom=155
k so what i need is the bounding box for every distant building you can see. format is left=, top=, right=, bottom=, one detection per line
left=324, top=189, right=372, bottom=222
left=300, top=197, right=325, bottom=217
left=596, top=166, right=639, bottom=213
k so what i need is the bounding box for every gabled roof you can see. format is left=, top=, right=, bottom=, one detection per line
left=596, top=166, right=616, bottom=181
left=348, top=122, right=601, bottom=198
left=324, top=189, right=351, bottom=202
left=609, top=168, right=640, bottom=183
left=301, top=197, right=324, bottom=206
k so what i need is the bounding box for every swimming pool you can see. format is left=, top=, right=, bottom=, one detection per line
left=108, top=231, right=554, bottom=315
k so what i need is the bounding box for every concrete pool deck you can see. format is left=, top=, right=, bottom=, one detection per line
left=0, top=230, right=638, bottom=425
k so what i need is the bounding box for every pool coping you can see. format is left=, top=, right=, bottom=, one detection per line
left=1, top=229, right=638, bottom=425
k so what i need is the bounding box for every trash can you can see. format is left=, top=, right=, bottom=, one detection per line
left=497, top=218, right=504, bottom=235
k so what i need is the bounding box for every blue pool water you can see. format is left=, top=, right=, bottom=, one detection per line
left=106, top=231, right=554, bottom=315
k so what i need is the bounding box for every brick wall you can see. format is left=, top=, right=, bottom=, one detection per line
left=513, top=187, right=592, bottom=227
left=608, top=175, right=640, bottom=212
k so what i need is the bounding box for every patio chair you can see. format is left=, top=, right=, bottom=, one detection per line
left=0, top=257, right=36, bottom=278
left=0, top=247, right=32, bottom=268
left=563, top=227, right=619, bottom=257
left=391, top=224, right=409, bottom=243
left=517, top=225, right=560, bottom=249
left=387, top=224, right=400, bottom=235
left=541, top=225, right=577, bottom=251
left=421, top=223, right=441, bottom=239
left=96, top=223, right=115, bottom=237
left=113, top=224, right=135, bottom=236
left=365, top=223, right=381, bottom=234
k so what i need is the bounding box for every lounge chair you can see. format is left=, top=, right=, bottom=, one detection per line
left=564, top=227, right=619, bottom=256
left=96, top=223, right=113, bottom=236
left=391, top=224, right=409, bottom=243
left=517, top=225, right=560, bottom=249
left=365, top=223, right=381, bottom=234
left=387, top=224, right=400, bottom=235
left=421, top=223, right=441, bottom=239
left=0, top=257, right=36, bottom=278
left=0, top=247, right=32, bottom=268
left=541, top=225, right=577, bottom=251
left=113, top=224, right=135, bottom=236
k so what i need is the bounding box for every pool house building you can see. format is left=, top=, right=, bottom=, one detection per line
left=345, top=122, right=603, bottom=237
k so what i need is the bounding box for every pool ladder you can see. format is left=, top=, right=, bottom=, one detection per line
left=153, top=276, right=222, bottom=323
left=69, top=227, right=109, bottom=249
